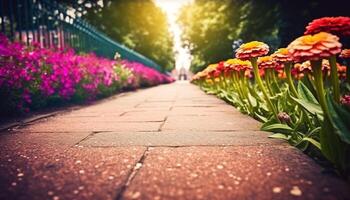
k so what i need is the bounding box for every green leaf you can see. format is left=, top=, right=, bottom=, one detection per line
left=270, top=81, right=281, bottom=94
left=248, top=84, right=263, bottom=101
left=261, top=123, right=294, bottom=134
left=302, top=137, right=321, bottom=150
left=261, top=117, right=279, bottom=129
left=319, top=117, right=346, bottom=166
left=254, top=112, right=268, bottom=123
left=291, top=96, right=323, bottom=120
left=307, top=127, right=321, bottom=137
left=248, top=93, right=257, bottom=107
left=268, top=133, right=290, bottom=140
left=326, top=94, right=350, bottom=144
left=344, top=83, right=350, bottom=93
left=297, top=82, right=318, bottom=104
left=301, top=76, right=318, bottom=99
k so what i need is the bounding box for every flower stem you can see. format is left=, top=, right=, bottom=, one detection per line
left=271, top=70, right=281, bottom=93
left=250, top=57, right=279, bottom=121
left=265, top=69, right=274, bottom=96
left=311, top=60, right=329, bottom=117
left=284, top=62, right=299, bottom=97
left=329, top=55, right=340, bottom=103
left=241, top=72, right=254, bottom=111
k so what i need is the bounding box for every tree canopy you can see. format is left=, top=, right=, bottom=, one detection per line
left=179, top=0, right=349, bottom=73
left=63, top=0, right=174, bottom=72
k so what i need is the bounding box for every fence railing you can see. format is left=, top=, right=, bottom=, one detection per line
left=0, top=0, right=162, bottom=71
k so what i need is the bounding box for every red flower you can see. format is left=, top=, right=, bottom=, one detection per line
left=340, top=95, right=350, bottom=108
left=214, top=61, right=226, bottom=74
left=287, top=32, right=342, bottom=62
left=225, top=59, right=252, bottom=71
left=258, top=56, right=278, bottom=69
left=271, top=48, right=293, bottom=63
left=305, top=16, right=350, bottom=36
left=340, top=49, right=350, bottom=58
left=337, top=64, right=347, bottom=80
left=235, top=41, right=269, bottom=60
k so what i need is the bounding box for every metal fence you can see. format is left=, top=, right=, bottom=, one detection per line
left=0, top=0, right=162, bottom=71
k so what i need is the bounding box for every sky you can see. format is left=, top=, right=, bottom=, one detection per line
left=155, top=0, right=193, bottom=70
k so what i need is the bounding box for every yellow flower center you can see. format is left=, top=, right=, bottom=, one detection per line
left=258, top=56, right=273, bottom=62
left=225, top=59, right=238, bottom=64
left=277, top=48, right=288, bottom=55
left=301, top=32, right=328, bottom=45
left=241, top=41, right=265, bottom=49
left=236, top=60, right=251, bottom=66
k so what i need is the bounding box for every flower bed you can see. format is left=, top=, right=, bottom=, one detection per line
left=192, top=17, right=350, bottom=179
left=0, top=34, right=174, bottom=116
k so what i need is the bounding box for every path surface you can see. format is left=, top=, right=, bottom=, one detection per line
left=0, top=82, right=349, bottom=200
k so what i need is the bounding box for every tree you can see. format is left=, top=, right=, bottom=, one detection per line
left=63, top=0, right=175, bottom=72
left=179, top=0, right=349, bottom=73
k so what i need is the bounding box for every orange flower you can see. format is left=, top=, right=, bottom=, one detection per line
left=294, top=60, right=331, bottom=73
left=205, top=79, right=214, bottom=84
left=340, top=49, right=350, bottom=58
left=196, top=71, right=207, bottom=79
left=337, top=64, right=347, bottom=80
left=287, top=32, right=342, bottom=62
left=321, top=59, right=330, bottom=72
left=278, top=70, right=287, bottom=79
left=235, top=41, right=269, bottom=60
left=202, top=64, right=217, bottom=79
left=305, top=17, right=350, bottom=36
left=257, top=56, right=278, bottom=69
left=291, top=65, right=305, bottom=80
left=271, top=48, right=293, bottom=63
left=226, top=58, right=252, bottom=71
left=258, top=68, right=265, bottom=77
left=294, top=61, right=312, bottom=73
left=293, top=59, right=342, bottom=79
left=216, top=61, right=226, bottom=72
left=205, top=63, right=222, bottom=78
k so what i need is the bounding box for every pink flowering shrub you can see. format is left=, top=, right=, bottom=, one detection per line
left=122, top=60, right=174, bottom=87
left=0, top=34, right=173, bottom=116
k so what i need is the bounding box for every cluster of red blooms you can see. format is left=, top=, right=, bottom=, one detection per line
left=305, top=16, right=350, bottom=36
left=193, top=16, right=350, bottom=82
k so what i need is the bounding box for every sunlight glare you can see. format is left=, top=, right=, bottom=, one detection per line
left=155, top=0, right=193, bottom=70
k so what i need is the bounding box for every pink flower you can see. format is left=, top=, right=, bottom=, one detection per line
left=0, top=34, right=172, bottom=114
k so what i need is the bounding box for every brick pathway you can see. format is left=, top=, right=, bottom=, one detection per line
left=0, top=82, right=349, bottom=200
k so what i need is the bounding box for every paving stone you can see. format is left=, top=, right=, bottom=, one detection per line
left=0, top=82, right=349, bottom=200
left=119, top=111, right=168, bottom=122
left=49, top=114, right=166, bottom=123
left=62, top=111, right=125, bottom=118
left=123, top=146, right=350, bottom=200
left=79, top=131, right=283, bottom=147
left=173, top=99, right=227, bottom=107
left=0, top=146, right=145, bottom=200
left=136, top=102, right=173, bottom=108
left=3, top=131, right=91, bottom=146
left=170, top=106, right=240, bottom=115
left=162, top=115, right=261, bottom=131
left=17, top=121, right=163, bottom=132
left=128, top=107, right=172, bottom=111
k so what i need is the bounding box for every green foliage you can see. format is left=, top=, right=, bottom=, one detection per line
left=179, top=0, right=349, bottom=73
left=291, top=82, right=323, bottom=120
left=327, top=95, right=350, bottom=144
left=193, top=60, right=350, bottom=178
left=81, top=0, right=175, bottom=71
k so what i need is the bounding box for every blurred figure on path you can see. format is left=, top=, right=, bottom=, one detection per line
left=178, top=67, right=188, bottom=80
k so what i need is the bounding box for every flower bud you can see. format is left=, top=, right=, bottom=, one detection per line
left=278, top=112, right=291, bottom=123
left=340, top=95, right=350, bottom=108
